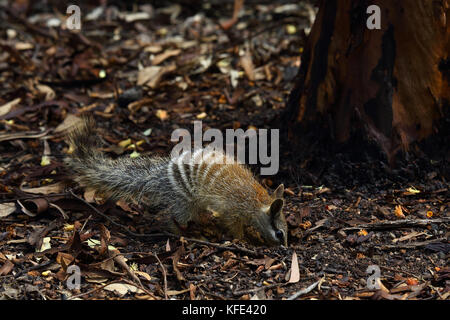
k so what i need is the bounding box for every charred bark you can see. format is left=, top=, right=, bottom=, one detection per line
left=284, top=0, right=449, bottom=164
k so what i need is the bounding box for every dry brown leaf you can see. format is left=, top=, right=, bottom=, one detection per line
left=0, top=98, right=21, bottom=117
left=36, top=84, right=55, bottom=101
left=56, top=252, right=75, bottom=270
left=394, top=205, right=406, bottom=218
left=21, top=182, right=65, bottom=195
left=104, top=283, right=144, bottom=296
left=152, top=49, right=181, bottom=65
left=172, top=246, right=186, bottom=281
left=137, top=66, right=161, bottom=86
left=144, top=45, right=163, bottom=53
left=406, top=278, right=419, bottom=286
left=155, top=109, right=168, bottom=121
left=137, top=64, right=176, bottom=88
left=135, top=270, right=152, bottom=281
left=166, top=288, right=191, bottom=296
left=189, top=283, right=196, bottom=300
left=0, top=260, right=14, bottom=276
left=0, top=203, right=16, bottom=218
left=240, top=49, right=255, bottom=81
left=54, top=114, right=82, bottom=133
left=83, top=188, right=97, bottom=203
left=17, top=198, right=49, bottom=217
left=299, top=220, right=312, bottom=230
left=115, top=200, right=135, bottom=213
left=358, top=229, right=368, bottom=236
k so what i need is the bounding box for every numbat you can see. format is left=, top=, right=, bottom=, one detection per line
left=66, top=118, right=287, bottom=246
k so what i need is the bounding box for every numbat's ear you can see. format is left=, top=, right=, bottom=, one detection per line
left=270, top=198, right=284, bottom=220
left=272, top=184, right=284, bottom=199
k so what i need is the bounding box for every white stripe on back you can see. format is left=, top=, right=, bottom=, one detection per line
left=190, top=148, right=204, bottom=187
left=177, top=151, right=192, bottom=195
left=168, top=157, right=190, bottom=200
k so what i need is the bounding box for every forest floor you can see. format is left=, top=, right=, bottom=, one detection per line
left=0, top=0, right=448, bottom=300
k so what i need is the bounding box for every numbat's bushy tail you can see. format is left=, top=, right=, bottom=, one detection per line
left=66, top=117, right=287, bottom=246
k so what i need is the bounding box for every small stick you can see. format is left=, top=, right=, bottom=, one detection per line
left=0, top=193, right=68, bottom=204
left=120, top=278, right=158, bottom=300
left=341, top=217, right=450, bottom=231
left=379, top=266, right=419, bottom=278
left=112, top=250, right=142, bottom=287
left=374, top=237, right=447, bottom=250
left=233, top=282, right=289, bottom=296
left=287, top=279, right=321, bottom=300
left=68, top=280, right=121, bottom=300
left=14, top=260, right=53, bottom=278
left=80, top=215, right=92, bottom=233
left=154, top=253, right=168, bottom=300
left=181, top=237, right=261, bottom=257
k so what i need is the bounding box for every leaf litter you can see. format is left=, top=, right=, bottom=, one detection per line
left=0, top=0, right=448, bottom=300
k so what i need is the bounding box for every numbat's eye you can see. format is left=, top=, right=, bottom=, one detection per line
left=275, top=230, right=284, bottom=242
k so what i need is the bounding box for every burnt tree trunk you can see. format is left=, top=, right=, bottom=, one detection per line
left=284, top=0, right=449, bottom=163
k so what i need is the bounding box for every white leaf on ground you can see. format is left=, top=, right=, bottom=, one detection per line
left=288, top=251, right=300, bottom=283
left=137, top=65, right=176, bottom=88
left=21, top=182, right=65, bottom=195
left=104, top=283, right=143, bottom=296
left=122, top=12, right=151, bottom=23
left=0, top=203, right=16, bottom=218
left=36, top=84, right=55, bottom=101
left=0, top=98, right=21, bottom=117
left=54, top=114, right=82, bottom=133
left=37, top=237, right=51, bottom=252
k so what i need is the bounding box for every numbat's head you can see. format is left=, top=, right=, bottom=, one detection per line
left=244, top=184, right=288, bottom=246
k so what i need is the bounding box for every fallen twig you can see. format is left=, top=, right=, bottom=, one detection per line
left=154, top=253, right=168, bottom=300
left=14, top=260, right=53, bottom=278
left=374, top=237, right=447, bottom=250
left=121, top=278, right=158, bottom=300
left=68, top=280, right=121, bottom=300
left=181, top=237, right=262, bottom=257
left=112, top=249, right=142, bottom=287
left=0, top=193, right=68, bottom=204
left=0, top=129, right=51, bottom=142
left=341, top=217, right=450, bottom=232
left=233, top=282, right=289, bottom=296
left=287, top=279, right=321, bottom=300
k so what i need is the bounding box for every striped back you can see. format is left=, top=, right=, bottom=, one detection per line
left=167, top=148, right=270, bottom=205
